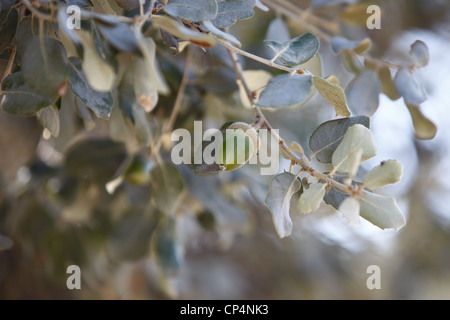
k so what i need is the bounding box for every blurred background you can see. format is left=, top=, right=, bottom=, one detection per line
left=1, top=0, right=450, bottom=299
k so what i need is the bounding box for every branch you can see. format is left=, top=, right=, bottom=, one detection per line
left=225, top=46, right=354, bottom=196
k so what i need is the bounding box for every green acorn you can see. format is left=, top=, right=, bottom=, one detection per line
left=216, top=122, right=259, bottom=171
left=125, top=155, right=152, bottom=185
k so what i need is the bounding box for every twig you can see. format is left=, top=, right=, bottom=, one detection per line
left=215, top=37, right=305, bottom=75
left=272, top=0, right=339, bottom=34
left=260, top=0, right=332, bottom=42
left=1, top=45, right=17, bottom=84
left=1, top=5, right=25, bottom=85
left=165, top=46, right=193, bottom=133
left=20, top=0, right=53, bottom=21
left=149, top=46, right=193, bottom=159
left=226, top=46, right=353, bottom=196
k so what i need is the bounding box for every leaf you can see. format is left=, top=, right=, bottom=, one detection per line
left=195, top=67, right=239, bottom=94
left=266, top=18, right=290, bottom=42
left=0, top=7, right=19, bottom=46
left=22, top=36, right=69, bottom=98
left=331, top=124, right=376, bottom=173
left=309, top=116, right=370, bottom=164
left=363, top=159, right=403, bottom=190
left=64, top=138, right=128, bottom=184
left=410, top=40, right=429, bottom=68
left=36, top=105, right=61, bottom=137
left=152, top=15, right=216, bottom=47
left=0, top=0, right=17, bottom=11
left=256, top=74, right=313, bottom=108
left=77, top=30, right=116, bottom=92
left=341, top=50, right=363, bottom=74
left=201, top=20, right=241, bottom=46
left=378, top=66, right=401, bottom=100
left=74, top=97, right=96, bottom=130
left=344, top=147, right=363, bottom=179
left=0, top=233, right=13, bottom=251
left=164, top=0, right=218, bottom=22
left=331, top=36, right=372, bottom=54
left=405, top=103, right=437, bottom=140
left=311, top=0, right=349, bottom=8
left=68, top=57, right=114, bottom=119
left=287, top=141, right=305, bottom=157
left=338, top=197, right=360, bottom=226
left=313, top=76, right=350, bottom=117
left=323, top=183, right=348, bottom=210
left=394, top=68, right=427, bottom=105
left=150, top=163, right=185, bottom=214
left=66, top=0, right=93, bottom=7
left=238, top=69, right=272, bottom=108
left=118, top=69, right=152, bottom=145
left=97, top=21, right=143, bottom=54
left=1, top=72, right=56, bottom=116
left=211, top=0, right=256, bottom=28
left=345, top=70, right=381, bottom=116
left=359, top=191, right=406, bottom=230
left=264, top=33, right=320, bottom=67
left=151, top=216, right=183, bottom=272
left=132, top=37, right=170, bottom=96
left=298, top=182, right=326, bottom=214
left=339, top=3, right=372, bottom=26
left=265, top=172, right=302, bottom=238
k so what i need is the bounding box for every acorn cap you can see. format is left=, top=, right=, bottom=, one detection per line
left=226, top=122, right=259, bottom=158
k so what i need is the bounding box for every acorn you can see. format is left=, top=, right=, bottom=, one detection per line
left=216, top=122, right=259, bottom=171
left=125, top=155, right=152, bottom=185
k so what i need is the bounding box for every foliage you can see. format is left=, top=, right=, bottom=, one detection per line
left=0, top=0, right=440, bottom=298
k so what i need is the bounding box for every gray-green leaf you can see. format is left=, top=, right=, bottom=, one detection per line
left=309, top=116, right=370, bottom=164
left=97, top=21, right=143, bottom=54
left=68, top=57, right=114, bottom=119
left=256, top=74, right=313, bottom=108
left=265, top=18, right=290, bottom=42
left=264, top=33, right=320, bottom=67
left=22, top=36, right=69, bottom=98
left=346, top=70, right=381, bottom=117
left=394, top=68, right=427, bottom=105
left=164, top=0, right=218, bottom=22
left=338, top=197, right=360, bottom=226
left=152, top=15, right=216, bottom=47
left=151, top=216, right=183, bottom=272
left=36, top=105, right=61, bottom=137
left=265, top=172, right=302, bottom=238
left=331, top=36, right=372, bottom=54
left=359, top=191, right=406, bottom=230
left=363, top=159, right=403, bottom=190
left=331, top=124, right=376, bottom=173
left=410, top=40, right=429, bottom=68
left=1, top=72, right=56, bottom=116
left=298, top=182, right=326, bottom=214
left=211, top=0, right=256, bottom=28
